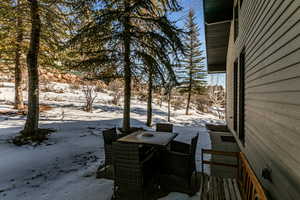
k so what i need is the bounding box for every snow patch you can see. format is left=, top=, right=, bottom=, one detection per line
left=0, top=81, right=219, bottom=200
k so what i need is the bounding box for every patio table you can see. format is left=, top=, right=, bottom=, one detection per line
left=113, top=131, right=178, bottom=199
left=117, top=131, right=178, bottom=146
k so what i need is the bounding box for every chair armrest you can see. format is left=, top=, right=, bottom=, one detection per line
left=116, top=133, right=127, bottom=139
left=170, top=140, right=190, bottom=154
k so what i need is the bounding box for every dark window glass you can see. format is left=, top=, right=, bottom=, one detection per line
left=238, top=50, right=245, bottom=144
left=233, top=60, right=238, bottom=132
left=234, top=4, right=239, bottom=41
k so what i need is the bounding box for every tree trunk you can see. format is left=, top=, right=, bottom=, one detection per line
left=122, top=0, right=131, bottom=132
left=186, top=69, right=192, bottom=115
left=159, top=87, right=164, bottom=107
left=186, top=88, right=191, bottom=115
left=146, top=67, right=153, bottom=126
left=14, top=0, right=24, bottom=110
left=22, top=0, right=41, bottom=136
left=167, top=88, right=172, bottom=122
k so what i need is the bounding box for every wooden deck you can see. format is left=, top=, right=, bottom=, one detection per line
left=199, top=174, right=242, bottom=200
left=200, top=150, right=268, bottom=200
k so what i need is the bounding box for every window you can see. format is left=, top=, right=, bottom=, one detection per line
left=234, top=4, right=239, bottom=41
left=238, top=49, right=245, bottom=144
left=233, top=60, right=238, bottom=132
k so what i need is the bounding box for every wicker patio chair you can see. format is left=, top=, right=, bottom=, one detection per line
left=102, top=128, right=119, bottom=175
left=159, top=133, right=199, bottom=194
left=112, top=142, right=156, bottom=200
left=156, top=123, right=173, bottom=133
left=101, top=127, right=145, bottom=178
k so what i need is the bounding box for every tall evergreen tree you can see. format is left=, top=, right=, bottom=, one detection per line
left=0, top=0, right=26, bottom=109
left=143, top=0, right=179, bottom=127
left=179, top=9, right=206, bottom=115
left=146, top=65, right=154, bottom=126
left=0, top=0, right=16, bottom=70
left=14, top=0, right=25, bottom=110
left=1, top=0, right=75, bottom=111
left=68, top=0, right=184, bottom=132
left=21, top=0, right=41, bottom=136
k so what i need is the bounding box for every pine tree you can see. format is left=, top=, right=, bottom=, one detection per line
left=143, top=0, right=180, bottom=127
left=146, top=65, right=154, bottom=126
left=21, top=0, right=41, bottom=136
left=0, top=0, right=22, bottom=72
left=68, top=0, right=184, bottom=132
left=1, top=0, right=75, bottom=111
left=14, top=0, right=25, bottom=110
left=179, top=9, right=206, bottom=115
left=0, top=0, right=25, bottom=108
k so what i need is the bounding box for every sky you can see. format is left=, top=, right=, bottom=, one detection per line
left=170, top=0, right=226, bottom=87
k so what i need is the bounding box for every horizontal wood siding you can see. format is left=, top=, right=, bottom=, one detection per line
left=226, top=21, right=236, bottom=129
left=226, top=0, right=300, bottom=199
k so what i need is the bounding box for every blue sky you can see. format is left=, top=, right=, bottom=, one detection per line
left=170, top=0, right=226, bottom=87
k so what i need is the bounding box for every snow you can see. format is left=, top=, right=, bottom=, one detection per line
left=159, top=192, right=200, bottom=200
left=0, top=81, right=224, bottom=200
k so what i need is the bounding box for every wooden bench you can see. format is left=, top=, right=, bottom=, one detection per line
left=200, top=149, right=268, bottom=200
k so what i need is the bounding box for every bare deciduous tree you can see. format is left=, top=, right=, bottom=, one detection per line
left=208, top=86, right=225, bottom=106
left=208, top=86, right=225, bottom=119
left=83, top=85, right=97, bottom=112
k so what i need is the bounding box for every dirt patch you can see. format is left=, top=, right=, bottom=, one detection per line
left=0, top=104, right=53, bottom=116
left=0, top=110, right=26, bottom=116
left=12, top=128, right=56, bottom=146
left=40, top=104, right=53, bottom=112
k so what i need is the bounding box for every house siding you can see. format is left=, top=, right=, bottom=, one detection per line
left=226, top=0, right=300, bottom=199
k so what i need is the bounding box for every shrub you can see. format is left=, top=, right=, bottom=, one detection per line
left=172, top=97, right=184, bottom=110
left=193, top=95, right=209, bottom=113
left=136, top=91, right=147, bottom=102
left=82, top=85, right=97, bottom=112
left=107, top=79, right=123, bottom=93
left=108, top=92, right=122, bottom=105
left=94, top=85, right=105, bottom=93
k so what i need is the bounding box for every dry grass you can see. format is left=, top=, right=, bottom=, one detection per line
left=41, top=84, right=64, bottom=93
left=0, top=104, right=53, bottom=116
left=69, top=84, right=81, bottom=90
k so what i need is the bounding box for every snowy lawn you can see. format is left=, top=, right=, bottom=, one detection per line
left=0, top=82, right=223, bottom=200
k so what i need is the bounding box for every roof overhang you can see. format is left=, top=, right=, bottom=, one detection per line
left=203, top=0, right=233, bottom=73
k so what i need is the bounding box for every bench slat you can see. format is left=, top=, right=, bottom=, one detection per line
left=233, top=179, right=242, bottom=200
left=209, top=176, right=213, bottom=200
left=216, top=177, right=222, bottom=200
left=213, top=177, right=217, bottom=200
left=227, top=178, right=237, bottom=200
left=223, top=178, right=231, bottom=200
left=203, top=174, right=209, bottom=200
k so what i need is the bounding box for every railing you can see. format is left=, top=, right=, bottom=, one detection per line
left=201, top=149, right=239, bottom=172
left=238, top=153, right=267, bottom=200
left=202, top=149, right=268, bottom=200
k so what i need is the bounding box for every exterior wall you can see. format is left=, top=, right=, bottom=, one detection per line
left=226, top=21, right=236, bottom=131
left=226, top=0, right=300, bottom=199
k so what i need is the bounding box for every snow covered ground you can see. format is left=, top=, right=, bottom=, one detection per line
left=0, top=81, right=224, bottom=200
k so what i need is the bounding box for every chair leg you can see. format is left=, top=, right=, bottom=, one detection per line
left=188, top=176, right=192, bottom=190
left=195, top=171, right=198, bottom=188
